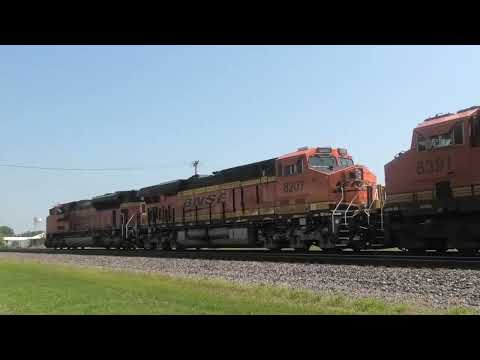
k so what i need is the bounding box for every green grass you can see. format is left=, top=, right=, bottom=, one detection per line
left=0, top=259, right=476, bottom=314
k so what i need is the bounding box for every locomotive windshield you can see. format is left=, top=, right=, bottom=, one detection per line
left=339, top=158, right=354, bottom=167
left=309, top=156, right=337, bottom=169
left=416, top=122, right=464, bottom=152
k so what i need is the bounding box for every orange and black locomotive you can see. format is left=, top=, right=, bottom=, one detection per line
left=383, top=106, right=480, bottom=253
left=46, top=147, right=380, bottom=251
left=46, top=104, right=480, bottom=254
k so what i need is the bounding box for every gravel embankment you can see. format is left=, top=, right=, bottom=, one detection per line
left=1, top=252, right=480, bottom=309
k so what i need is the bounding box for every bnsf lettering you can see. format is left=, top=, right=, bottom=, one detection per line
left=184, top=192, right=227, bottom=209
left=284, top=182, right=304, bottom=193
left=416, top=157, right=451, bottom=175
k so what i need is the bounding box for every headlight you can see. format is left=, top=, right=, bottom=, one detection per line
left=349, top=168, right=363, bottom=180
left=355, top=168, right=363, bottom=180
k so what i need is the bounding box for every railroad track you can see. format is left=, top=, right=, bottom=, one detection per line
left=1, top=248, right=480, bottom=269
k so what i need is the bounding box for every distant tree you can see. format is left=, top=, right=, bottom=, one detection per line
left=0, top=226, right=14, bottom=248
left=0, top=226, right=14, bottom=237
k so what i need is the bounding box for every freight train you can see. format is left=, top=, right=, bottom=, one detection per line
left=46, top=105, right=480, bottom=254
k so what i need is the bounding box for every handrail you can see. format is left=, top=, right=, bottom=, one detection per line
left=380, top=189, right=386, bottom=230
left=125, top=213, right=137, bottom=240
left=344, top=193, right=358, bottom=225
left=331, top=187, right=344, bottom=233
left=363, top=187, right=379, bottom=226
left=367, top=187, right=378, bottom=212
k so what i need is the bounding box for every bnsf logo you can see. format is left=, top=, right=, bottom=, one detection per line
left=184, top=192, right=227, bottom=209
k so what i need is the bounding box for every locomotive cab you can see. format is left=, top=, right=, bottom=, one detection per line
left=276, top=147, right=377, bottom=212
left=274, top=147, right=379, bottom=250
left=385, top=106, right=480, bottom=204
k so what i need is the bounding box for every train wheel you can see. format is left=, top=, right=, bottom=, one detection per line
left=150, top=243, right=157, bottom=250
left=458, top=249, right=477, bottom=256
left=408, top=249, right=427, bottom=255
left=175, top=243, right=185, bottom=251
left=294, top=244, right=311, bottom=252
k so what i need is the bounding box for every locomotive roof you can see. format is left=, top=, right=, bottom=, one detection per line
left=91, top=190, right=138, bottom=209
left=278, top=148, right=312, bottom=159
left=278, top=147, right=335, bottom=159
left=54, top=199, right=92, bottom=211
left=414, top=106, right=480, bottom=138
left=138, top=179, right=185, bottom=198
left=92, top=190, right=137, bottom=200
left=182, top=158, right=276, bottom=190
left=278, top=147, right=348, bottom=160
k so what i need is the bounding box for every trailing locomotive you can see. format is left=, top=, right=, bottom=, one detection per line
left=46, top=147, right=381, bottom=251
left=383, top=105, right=480, bottom=253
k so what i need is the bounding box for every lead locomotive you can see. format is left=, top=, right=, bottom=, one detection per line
left=46, top=147, right=381, bottom=251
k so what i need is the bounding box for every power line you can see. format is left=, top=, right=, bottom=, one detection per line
left=0, top=160, right=222, bottom=173
left=0, top=163, right=145, bottom=172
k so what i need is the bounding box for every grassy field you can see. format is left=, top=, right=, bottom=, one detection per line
left=0, top=259, right=475, bottom=314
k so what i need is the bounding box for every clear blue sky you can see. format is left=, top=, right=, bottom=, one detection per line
left=1, top=45, right=479, bottom=233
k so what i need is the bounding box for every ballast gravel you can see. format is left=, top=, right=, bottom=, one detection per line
left=1, top=252, right=480, bottom=309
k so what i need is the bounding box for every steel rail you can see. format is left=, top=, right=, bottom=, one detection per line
left=1, top=248, right=480, bottom=269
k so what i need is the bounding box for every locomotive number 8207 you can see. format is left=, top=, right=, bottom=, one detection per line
left=283, top=182, right=304, bottom=193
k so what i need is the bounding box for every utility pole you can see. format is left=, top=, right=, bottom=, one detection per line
left=192, top=160, right=200, bottom=176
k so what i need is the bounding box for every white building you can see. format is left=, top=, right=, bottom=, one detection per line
left=3, top=233, right=46, bottom=248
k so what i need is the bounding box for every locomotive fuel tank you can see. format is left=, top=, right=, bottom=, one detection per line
left=176, top=227, right=257, bottom=248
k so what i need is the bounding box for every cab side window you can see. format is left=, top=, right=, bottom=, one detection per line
left=416, top=134, right=427, bottom=152
left=416, top=122, right=464, bottom=152
left=285, top=164, right=296, bottom=176
left=472, top=116, right=480, bottom=147
left=296, top=158, right=303, bottom=174
left=452, top=122, right=464, bottom=145
left=279, top=158, right=304, bottom=176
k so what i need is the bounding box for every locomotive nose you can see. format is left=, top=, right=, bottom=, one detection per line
left=348, top=167, right=363, bottom=181
left=346, top=166, right=372, bottom=190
